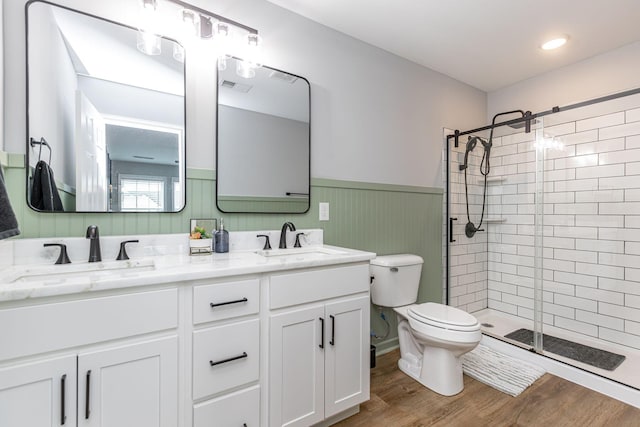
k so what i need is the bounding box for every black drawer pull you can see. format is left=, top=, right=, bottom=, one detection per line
left=210, top=297, right=248, bottom=308
left=61, top=374, right=67, bottom=425
left=85, top=370, right=91, bottom=420
left=319, top=317, right=325, bottom=349
left=210, top=352, right=248, bottom=367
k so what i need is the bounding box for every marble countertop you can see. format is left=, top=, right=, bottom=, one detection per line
left=0, top=245, right=376, bottom=302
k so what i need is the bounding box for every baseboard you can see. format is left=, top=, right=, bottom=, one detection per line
left=373, top=337, right=399, bottom=356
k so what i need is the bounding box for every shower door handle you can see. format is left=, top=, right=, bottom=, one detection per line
left=449, top=218, right=457, bottom=243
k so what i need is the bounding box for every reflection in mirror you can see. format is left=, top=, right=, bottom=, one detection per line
left=26, top=1, right=185, bottom=212
left=216, top=57, right=310, bottom=213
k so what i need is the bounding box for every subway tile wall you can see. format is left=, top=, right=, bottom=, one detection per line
left=445, top=130, right=490, bottom=312
left=447, top=93, right=640, bottom=350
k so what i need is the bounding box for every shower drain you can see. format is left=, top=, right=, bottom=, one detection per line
left=481, top=322, right=494, bottom=328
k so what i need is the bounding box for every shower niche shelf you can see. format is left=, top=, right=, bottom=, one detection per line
left=483, top=217, right=507, bottom=223
left=486, top=177, right=507, bottom=183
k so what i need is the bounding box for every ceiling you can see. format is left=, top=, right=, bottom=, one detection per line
left=266, top=0, right=640, bottom=92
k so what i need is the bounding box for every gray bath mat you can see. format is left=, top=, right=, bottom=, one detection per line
left=461, top=344, right=546, bottom=397
left=504, top=328, right=625, bottom=371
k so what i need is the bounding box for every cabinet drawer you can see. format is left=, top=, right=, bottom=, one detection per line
left=0, top=289, right=178, bottom=361
left=193, top=385, right=260, bottom=427
left=270, top=264, right=369, bottom=309
left=193, top=278, right=259, bottom=324
left=193, top=319, right=260, bottom=399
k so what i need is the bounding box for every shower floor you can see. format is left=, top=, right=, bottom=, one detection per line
left=473, top=309, right=640, bottom=390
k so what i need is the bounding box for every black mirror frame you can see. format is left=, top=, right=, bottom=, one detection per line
left=215, top=58, right=311, bottom=214
left=25, top=0, right=188, bottom=213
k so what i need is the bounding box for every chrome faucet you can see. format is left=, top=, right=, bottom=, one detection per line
left=279, top=222, right=296, bottom=249
left=86, top=225, right=102, bottom=262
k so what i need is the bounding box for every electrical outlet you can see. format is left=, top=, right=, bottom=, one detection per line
left=319, top=202, right=330, bottom=221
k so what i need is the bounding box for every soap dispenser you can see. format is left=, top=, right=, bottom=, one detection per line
left=214, top=218, right=229, bottom=253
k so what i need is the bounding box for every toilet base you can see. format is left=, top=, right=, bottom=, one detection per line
left=397, top=346, right=464, bottom=396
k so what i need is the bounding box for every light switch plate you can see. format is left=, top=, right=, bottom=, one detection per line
left=319, top=202, right=330, bottom=221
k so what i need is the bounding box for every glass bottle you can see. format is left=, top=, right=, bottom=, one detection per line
left=214, top=218, right=229, bottom=253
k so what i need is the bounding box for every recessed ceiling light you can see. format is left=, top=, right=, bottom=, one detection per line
left=541, top=36, right=568, bottom=51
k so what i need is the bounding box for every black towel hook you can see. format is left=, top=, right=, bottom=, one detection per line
left=30, top=137, right=52, bottom=165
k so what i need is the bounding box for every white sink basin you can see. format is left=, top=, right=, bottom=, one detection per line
left=255, top=247, right=348, bottom=258
left=5, top=259, right=156, bottom=285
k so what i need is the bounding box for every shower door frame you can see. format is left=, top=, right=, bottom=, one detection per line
left=445, top=86, right=640, bottom=355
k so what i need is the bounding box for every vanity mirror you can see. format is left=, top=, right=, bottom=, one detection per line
left=216, top=57, right=310, bottom=213
left=26, top=1, right=186, bottom=212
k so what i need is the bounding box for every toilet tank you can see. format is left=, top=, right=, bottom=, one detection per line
left=370, top=254, right=424, bottom=307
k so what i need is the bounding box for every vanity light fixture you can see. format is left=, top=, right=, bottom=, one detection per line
left=136, top=0, right=162, bottom=55
left=136, top=0, right=263, bottom=78
left=541, top=36, right=568, bottom=50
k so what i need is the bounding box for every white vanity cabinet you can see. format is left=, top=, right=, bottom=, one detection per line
left=192, top=278, right=261, bottom=427
left=77, top=336, right=178, bottom=427
left=268, top=264, right=371, bottom=427
left=0, top=355, right=77, bottom=426
left=0, top=240, right=375, bottom=427
left=0, top=288, right=179, bottom=427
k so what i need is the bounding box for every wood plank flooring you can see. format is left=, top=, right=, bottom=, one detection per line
left=334, top=349, right=640, bottom=427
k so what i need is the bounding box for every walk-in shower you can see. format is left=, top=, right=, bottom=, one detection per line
left=445, top=87, right=640, bottom=389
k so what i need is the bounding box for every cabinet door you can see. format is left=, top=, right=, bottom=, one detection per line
left=78, top=336, right=178, bottom=427
left=324, top=296, right=370, bottom=417
left=269, top=305, right=325, bottom=427
left=0, top=355, right=76, bottom=427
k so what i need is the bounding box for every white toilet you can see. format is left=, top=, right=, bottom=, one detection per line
left=370, top=254, right=481, bottom=396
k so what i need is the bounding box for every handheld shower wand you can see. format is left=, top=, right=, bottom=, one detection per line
left=460, top=110, right=526, bottom=238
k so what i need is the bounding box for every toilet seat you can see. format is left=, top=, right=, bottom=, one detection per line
left=408, top=303, right=480, bottom=332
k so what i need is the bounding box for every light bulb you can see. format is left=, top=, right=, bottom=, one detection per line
left=173, top=43, right=185, bottom=62
left=137, top=31, right=161, bottom=55
left=243, top=33, right=262, bottom=68
left=215, top=22, right=233, bottom=57
left=174, top=9, right=198, bottom=43
left=236, top=59, right=256, bottom=79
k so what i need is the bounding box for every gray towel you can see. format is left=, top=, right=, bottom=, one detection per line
left=0, top=166, right=20, bottom=240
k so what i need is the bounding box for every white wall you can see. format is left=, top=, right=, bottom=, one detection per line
left=4, top=0, right=486, bottom=189
left=488, top=41, right=640, bottom=118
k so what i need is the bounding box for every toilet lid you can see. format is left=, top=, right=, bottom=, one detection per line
left=408, top=303, right=479, bottom=329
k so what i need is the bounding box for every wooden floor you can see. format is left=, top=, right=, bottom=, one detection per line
left=334, top=349, right=640, bottom=427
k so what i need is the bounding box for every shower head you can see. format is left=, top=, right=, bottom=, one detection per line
left=459, top=136, right=484, bottom=171
left=508, top=118, right=539, bottom=129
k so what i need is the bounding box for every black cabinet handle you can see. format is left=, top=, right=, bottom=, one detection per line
left=85, top=370, right=91, bottom=420
left=209, top=352, right=248, bottom=367
left=329, top=315, right=335, bottom=346
left=60, top=374, right=67, bottom=425
left=319, top=317, right=325, bottom=349
left=210, top=297, right=248, bottom=308
left=449, top=217, right=458, bottom=243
